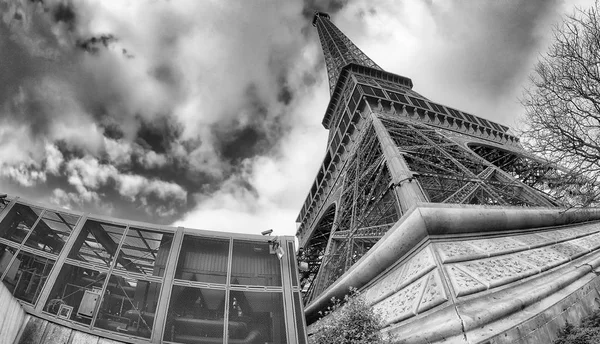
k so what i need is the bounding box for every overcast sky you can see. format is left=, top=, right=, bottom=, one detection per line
left=0, top=0, right=594, bottom=236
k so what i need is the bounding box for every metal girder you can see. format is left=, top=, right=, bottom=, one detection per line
left=378, top=115, right=556, bottom=207
left=301, top=122, right=400, bottom=304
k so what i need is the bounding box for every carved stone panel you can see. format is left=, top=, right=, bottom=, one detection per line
left=568, top=236, right=598, bottom=251
left=567, top=223, right=600, bottom=237
left=571, top=232, right=600, bottom=251
left=511, top=233, right=551, bottom=248
left=364, top=263, right=406, bottom=305
left=458, top=256, right=537, bottom=289
left=445, top=264, right=486, bottom=297
left=401, top=246, right=437, bottom=287
left=550, top=242, right=588, bottom=259
left=417, top=269, right=448, bottom=313
left=466, top=238, right=526, bottom=256
left=539, top=230, right=575, bottom=242
left=436, top=242, right=486, bottom=263
left=515, top=247, right=569, bottom=272
left=373, top=273, right=428, bottom=326
left=364, top=246, right=437, bottom=306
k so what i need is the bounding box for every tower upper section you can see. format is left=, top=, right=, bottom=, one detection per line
left=313, top=12, right=383, bottom=94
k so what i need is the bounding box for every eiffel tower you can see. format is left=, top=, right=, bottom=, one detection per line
left=297, top=12, right=600, bottom=341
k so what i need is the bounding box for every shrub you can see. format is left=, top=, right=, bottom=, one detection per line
left=554, top=310, right=600, bottom=344
left=309, top=288, right=393, bottom=344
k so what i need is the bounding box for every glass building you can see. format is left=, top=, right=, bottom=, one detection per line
left=0, top=195, right=307, bottom=344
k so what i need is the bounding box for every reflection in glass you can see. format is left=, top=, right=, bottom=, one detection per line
left=288, top=242, right=298, bottom=286
left=68, top=220, right=126, bottom=268
left=45, top=264, right=108, bottom=325
left=94, top=275, right=161, bottom=338
left=294, top=293, right=307, bottom=344
left=227, top=290, right=287, bottom=344
left=0, top=203, right=43, bottom=244
left=231, top=240, right=281, bottom=286
left=164, top=286, right=226, bottom=343
left=1, top=250, right=54, bottom=305
left=175, top=236, right=229, bottom=284
left=0, top=243, right=18, bottom=279
left=24, top=211, right=79, bottom=255
left=113, top=228, right=173, bottom=277
left=0, top=198, right=10, bottom=212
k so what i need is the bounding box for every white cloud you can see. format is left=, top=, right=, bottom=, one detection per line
left=116, top=174, right=187, bottom=202
left=176, top=77, right=329, bottom=235
left=66, top=156, right=117, bottom=191
left=1, top=163, right=46, bottom=187
left=44, top=143, right=64, bottom=175
left=139, top=150, right=167, bottom=169
left=64, top=154, right=186, bottom=205
left=104, top=137, right=132, bottom=166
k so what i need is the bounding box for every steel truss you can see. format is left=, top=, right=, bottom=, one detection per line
left=470, top=144, right=594, bottom=206
left=300, top=123, right=400, bottom=304
left=378, top=115, right=557, bottom=206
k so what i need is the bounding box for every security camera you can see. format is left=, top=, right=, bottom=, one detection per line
left=261, top=229, right=273, bottom=236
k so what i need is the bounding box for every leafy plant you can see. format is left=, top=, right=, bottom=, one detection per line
left=554, top=310, right=600, bottom=344
left=309, top=288, right=393, bottom=344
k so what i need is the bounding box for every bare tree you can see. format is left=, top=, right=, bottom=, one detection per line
left=520, top=1, right=600, bottom=207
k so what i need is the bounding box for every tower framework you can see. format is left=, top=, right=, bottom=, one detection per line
left=297, top=13, right=599, bottom=340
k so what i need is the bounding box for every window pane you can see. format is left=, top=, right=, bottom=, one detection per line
left=0, top=203, right=43, bottom=244
left=175, top=236, right=229, bottom=284
left=0, top=243, right=19, bottom=279
left=45, top=263, right=109, bottom=325
left=24, top=211, right=79, bottom=255
left=0, top=198, right=10, bottom=212
left=228, top=290, right=287, bottom=344
left=294, top=293, right=307, bottom=344
left=164, top=285, right=226, bottom=343
left=288, top=242, right=298, bottom=287
left=1, top=250, right=54, bottom=305
left=93, top=275, right=161, bottom=338
left=68, top=220, right=126, bottom=268
left=113, top=228, right=173, bottom=277
left=231, top=240, right=281, bottom=286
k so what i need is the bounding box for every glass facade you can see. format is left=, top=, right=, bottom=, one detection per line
left=0, top=197, right=307, bottom=344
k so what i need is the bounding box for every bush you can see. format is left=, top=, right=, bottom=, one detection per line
left=554, top=310, right=600, bottom=344
left=309, top=288, right=393, bottom=344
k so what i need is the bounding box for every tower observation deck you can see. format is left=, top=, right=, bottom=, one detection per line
left=296, top=12, right=595, bottom=334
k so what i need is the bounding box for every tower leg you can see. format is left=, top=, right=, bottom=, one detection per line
left=371, top=111, right=428, bottom=213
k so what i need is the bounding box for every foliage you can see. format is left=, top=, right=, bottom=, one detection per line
left=520, top=1, right=600, bottom=207
left=554, top=310, right=600, bottom=344
left=309, top=288, right=393, bottom=344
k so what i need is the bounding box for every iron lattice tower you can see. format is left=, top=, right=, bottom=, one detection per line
left=297, top=12, right=579, bottom=306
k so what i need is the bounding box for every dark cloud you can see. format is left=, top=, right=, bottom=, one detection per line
left=301, top=0, right=348, bottom=19
left=220, top=127, right=267, bottom=163
left=52, top=2, right=76, bottom=29
left=152, top=64, right=179, bottom=86
left=135, top=117, right=182, bottom=155
left=76, top=34, right=117, bottom=54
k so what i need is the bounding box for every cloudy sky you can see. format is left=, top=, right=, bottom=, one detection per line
left=0, top=0, right=594, bottom=236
